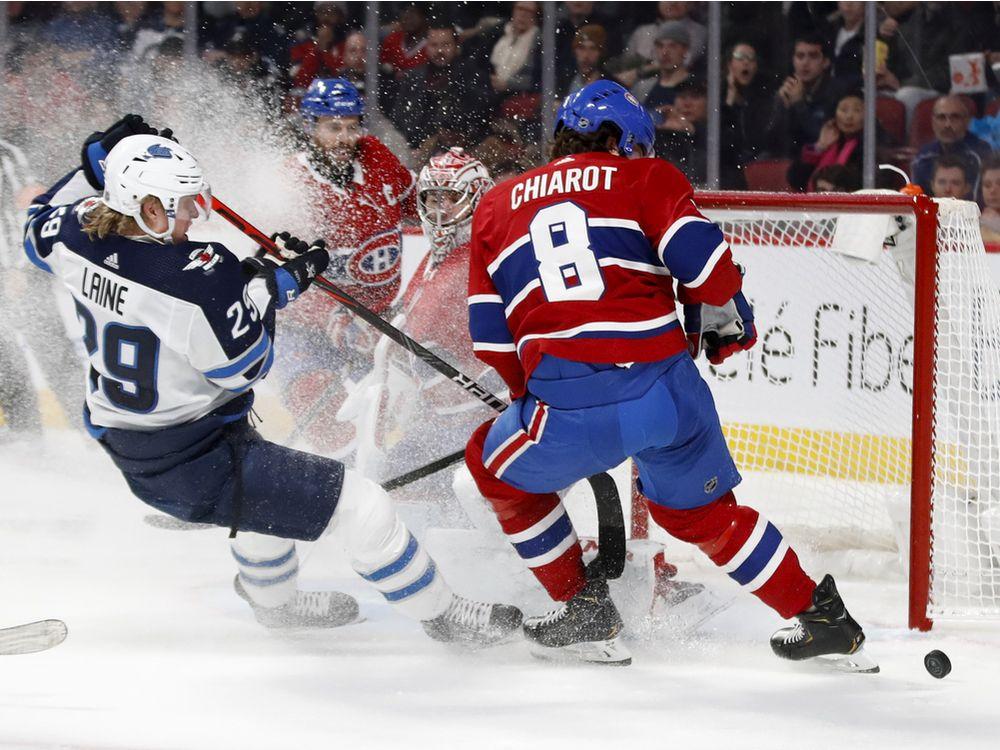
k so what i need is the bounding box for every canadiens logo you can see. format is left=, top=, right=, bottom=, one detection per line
left=183, top=244, right=223, bottom=273
left=345, top=229, right=401, bottom=286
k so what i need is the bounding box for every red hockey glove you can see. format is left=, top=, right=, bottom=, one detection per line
left=683, top=291, right=757, bottom=365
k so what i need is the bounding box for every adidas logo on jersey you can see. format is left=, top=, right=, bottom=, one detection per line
left=104, top=253, right=120, bottom=270
left=183, top=245, right=222, bottom=273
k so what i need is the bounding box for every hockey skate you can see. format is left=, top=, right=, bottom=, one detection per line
left=233, top=576, right=361, bottom=629
left=422, top=595, right=523, bottom=648
left=523, top=567, right=631, bottom=666
left=770, top=574, right=878, bottom=673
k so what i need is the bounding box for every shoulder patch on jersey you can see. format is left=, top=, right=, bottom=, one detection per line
left=182, top=244, right=223, bottom=273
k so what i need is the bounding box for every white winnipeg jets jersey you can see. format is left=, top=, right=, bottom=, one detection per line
left=23, top=169, right=276, bottom=431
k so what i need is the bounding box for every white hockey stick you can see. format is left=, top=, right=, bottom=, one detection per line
left=0, top=619, right=68, bottom=655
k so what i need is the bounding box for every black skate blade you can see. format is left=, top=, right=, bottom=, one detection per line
left=814, top=646, right=880, bottom=674
left=144, top=513, right=214, bottom=531
left=528, top=635, right=632, bottom=666
left=0, top=619, right=68, bottom=655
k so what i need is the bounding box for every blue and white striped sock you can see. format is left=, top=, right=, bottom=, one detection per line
left=231, top=533, right=299, bottom=609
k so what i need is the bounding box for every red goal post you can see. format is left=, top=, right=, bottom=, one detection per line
left=627, top=190, right=1000, bottom=631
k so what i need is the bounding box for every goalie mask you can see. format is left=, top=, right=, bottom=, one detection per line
left=102, top=134, right=211, bottom=242
left=416, top=148, right=492, bottom=260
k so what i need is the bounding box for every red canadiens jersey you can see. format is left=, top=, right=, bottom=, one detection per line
left=402, top=244, right=483, bottom=395
left=467, top=152, right=743, bottom=398
left=293, top=135, right=416, bottom=317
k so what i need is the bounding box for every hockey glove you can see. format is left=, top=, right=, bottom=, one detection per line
left=242, top=235, right=329, bottom=310
left=684, top=291, right=757, bottom=365
left=81, top=114, right=171, bottom=190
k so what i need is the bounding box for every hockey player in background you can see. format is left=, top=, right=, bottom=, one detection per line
left=463, top=81, right=874, bottom=669
left=280, top=77, right=417, bottom=456
left=377, top=148, right=497, bottom=473
left=22, top=115, right=521, bottom=645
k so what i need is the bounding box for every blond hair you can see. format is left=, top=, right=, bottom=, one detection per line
left=82, top=196, right=161, bottom=240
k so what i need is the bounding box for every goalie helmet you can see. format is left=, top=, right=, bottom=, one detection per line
left=416, top=148, right=492, bottom=260
left=102, top=134, right=211, bottom=241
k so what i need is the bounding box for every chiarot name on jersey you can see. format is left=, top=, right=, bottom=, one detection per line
left=510, top=165, right=617, bottom=211
left=81, top=266, right=128, bottom=315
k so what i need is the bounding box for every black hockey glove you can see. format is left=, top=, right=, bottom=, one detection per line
left=242, top=234, right=329, bottom=310
left=81, top=114, right=174, bottom=190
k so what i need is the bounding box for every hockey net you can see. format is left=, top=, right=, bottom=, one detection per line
left=629, top=192, right=1000, bottom=629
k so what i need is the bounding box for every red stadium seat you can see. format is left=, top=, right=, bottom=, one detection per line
left=910, top=95, right=979, bottom=147
left=876, top=97, right=906, bottom=144
left=743, top=159, right=793, bottom=191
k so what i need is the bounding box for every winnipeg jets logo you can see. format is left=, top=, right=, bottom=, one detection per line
left=146, top=144, right=173, bottom=159
left=183, top=244, right=222, bottom=272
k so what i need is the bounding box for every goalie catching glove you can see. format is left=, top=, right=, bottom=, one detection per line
left=684, top=290, right=757, bottom=365
left=242, top=232, right=330, bottom=309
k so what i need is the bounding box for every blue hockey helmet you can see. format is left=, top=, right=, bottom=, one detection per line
left=555, top=80, right=655, bottom=157
left=300, top=78, right=365, bottom=124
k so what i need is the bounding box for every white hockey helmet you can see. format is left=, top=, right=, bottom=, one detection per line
left=102, top=134, right=211, bottom=241
left=416, top=147, right=492, bottom=232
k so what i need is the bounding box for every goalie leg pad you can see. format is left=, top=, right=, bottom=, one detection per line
left=647, top=492, right=815, bottom=619
left=466, top=420, right=586, bottom=602
left=325, top=470, right=451, bottom=620
left=230, top=532, right=299, bottom=608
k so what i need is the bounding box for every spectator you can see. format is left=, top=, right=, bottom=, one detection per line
left=338, top=30, right=367, bottom=91
left=826, top=1, right=864, bottom=87
left=631, top=22, right=692, bottom=112
left=979, top=156, right=1000, bottom=243
left=111, top=1, right=149, bottom=55
left=206, top=1, right=289, bottom=84
left=486, top=2, right=542, bottom=102
left=216, top=28, right=282, bottom=109
left=563, top=24, right=607, bottom=97
left=812, top=164, right=861, bottom=192
left=721, top=41, right=771, bottom=175
left=380, top=4, right=428, bottom=81
left=792, top=90, right=868, bottom=192
left=911, top=96, right=994, bottom=195
left=766, top=31, right=846, bottom=160
left=44, top=1, right=117, bottom=58
left=823, top=2, right=909, bottom=94
left=626, top=2, right=707, bottom=76
left=128, top=1, right=186, bottom=65
left=555, top=2, right=618, bottom=93
left=930, top=154, right=973, bottom=199
left=391, top=25, right=490, bottom=150
left=655, top=79, right=707, bottom=185
left=289, top=2, right=351, bottom=96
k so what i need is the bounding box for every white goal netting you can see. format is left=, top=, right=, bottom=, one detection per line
left=663, top=196, right=1000, bottom=623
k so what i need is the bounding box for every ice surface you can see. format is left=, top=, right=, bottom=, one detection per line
left=1, top=433, right=998, bottom=750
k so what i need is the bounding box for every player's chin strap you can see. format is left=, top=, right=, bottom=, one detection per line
left=210, top=195, right=627, bottom=579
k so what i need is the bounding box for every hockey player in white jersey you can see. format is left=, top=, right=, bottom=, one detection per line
left=22, top=114, right=522, bottom=644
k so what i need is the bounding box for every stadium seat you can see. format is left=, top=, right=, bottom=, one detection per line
left=876, top=97, right=906, bottom=144
left=910, top=95, right=979, bottom=147
left=743, top=159, right=793, bottom=191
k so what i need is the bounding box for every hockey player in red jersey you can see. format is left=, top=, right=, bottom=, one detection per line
left=370, top=148, right=497, bottom=498
left=463, top=80, right=874, bottom=670
left=282, top=78, right=417, bottom=455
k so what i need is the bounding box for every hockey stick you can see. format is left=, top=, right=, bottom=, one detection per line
left=210, top=196, right=626, bottom=578
left=0, top=619, right=67, bottom=655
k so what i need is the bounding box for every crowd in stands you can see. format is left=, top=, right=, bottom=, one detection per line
left=7, top=1, right=1000, bottom=219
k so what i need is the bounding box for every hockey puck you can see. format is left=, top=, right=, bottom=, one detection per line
left=924, top=650, right=952, bottom=679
